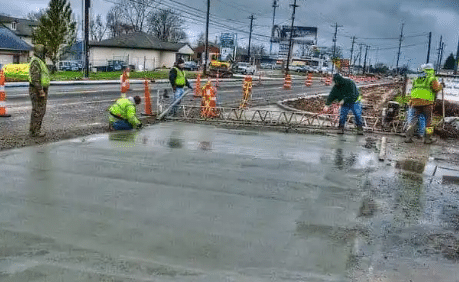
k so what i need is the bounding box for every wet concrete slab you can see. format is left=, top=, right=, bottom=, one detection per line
left=0, top=122, right=458, bottom=281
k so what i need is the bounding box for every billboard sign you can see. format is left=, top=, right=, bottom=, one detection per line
left=278, top=41, right=290, bottom=58
left=220, top=33, right=235, bottom=48
left=272, top=25, right=317, bottom=44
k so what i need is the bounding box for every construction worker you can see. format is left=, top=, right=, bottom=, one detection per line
left=108, top=96, right=142, bottom=130
left=323, top=73, right=364, bottom=135
left=169, top=58, right=192, bottom=117
left=28, top=44, right=50, bottom=137
left=405, top=63, right=442, bottom=144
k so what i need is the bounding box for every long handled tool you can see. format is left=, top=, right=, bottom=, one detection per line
left=157, top=89, right=191, bottom=120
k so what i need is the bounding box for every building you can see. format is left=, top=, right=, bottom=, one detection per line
left=0, top=15, right=37, bottom=46
left=89, top=32, right=194, bottom=71
left=0, top=26, right=33, bottom=68
left=193, top=43, right=220, bottom=66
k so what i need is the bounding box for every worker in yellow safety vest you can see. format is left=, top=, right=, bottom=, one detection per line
left=405, top=63, right=442, bottom=144
left=168, top=58, right=192, bottom=117
left=28, top=44, right=50, bottom=137
left=108, top=96, right=142, bottom=130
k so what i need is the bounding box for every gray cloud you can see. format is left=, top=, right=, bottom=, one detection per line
left=1, top=0, right=458, bottom=68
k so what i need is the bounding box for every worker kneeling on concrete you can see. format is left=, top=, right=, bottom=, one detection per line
left=323, top=73, right=364, bottom=135
left=108, top=96, right=142, bottom=130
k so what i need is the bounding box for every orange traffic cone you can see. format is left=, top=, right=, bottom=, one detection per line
left=240, top=75, right=253, bottom=108
left=120, top=69, right=130, bottom=97
left=194, top=74, right=202, bottom=97
left=0, top=70, right=11, bottom=117
left=142, top=79, right=154, bottom=116
left=201, top=81, right=218, bottom=118
left=283, top=74, right=292, bottom=89
left=305, top=73, right=313, bottom=87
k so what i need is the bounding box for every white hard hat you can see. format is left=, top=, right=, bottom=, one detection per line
left=421, top=63, right=434, bottom=70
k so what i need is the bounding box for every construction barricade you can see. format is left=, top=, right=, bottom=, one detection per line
left=194, top=74, right=202, bottom=97
left=120, top=69, right=130, bottom=97
left=305, top=73, right=313, bottom=87
left=142, top=79, right=154, bottom=116
left=0, top=69, right=11, bottom=117
left=283, top=74, right=292, bottom=89
left=240, top=75, right=253, bottom=109
left=201, top=81, right=218, bottom=118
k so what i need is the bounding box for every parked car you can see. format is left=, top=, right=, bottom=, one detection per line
left=235, top=62, right=256, bottom=75
left=58, top=61, right=82, bottom=71
left=260, top=63, right=274, bottom=70
left=107, top=60, right=127, bottom=72
left=183, top=61, right=198, bottom=71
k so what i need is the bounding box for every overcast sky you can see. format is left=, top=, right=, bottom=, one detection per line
left=3, top=0, right=459, bottom=69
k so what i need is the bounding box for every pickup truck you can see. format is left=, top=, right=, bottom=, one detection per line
left=235, top=62, right=256, bottom=75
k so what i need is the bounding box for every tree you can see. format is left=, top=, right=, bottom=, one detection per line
left=147, top=9, right=187, bottom=42
left=105, top=0, right=156, bottom=37
left=27, top=9, right=46, bottom=21
left=106, top=6, right=137, bottom=38
left=90, top=14, right=107, bottom=42
left=444, top=53, right=456, bottom=70
left=195, top=32, right=206, bottom=47
left=32, top=0, right=76, bottom=73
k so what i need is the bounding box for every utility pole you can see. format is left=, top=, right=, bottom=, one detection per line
left=248, top=14, right=255, bottom=62
left=426, top=31, right=432, bottom=64
left=84, top=0, right=90, bottom=78
left=285, top=0, right=298, bottom=73
left=349, top=36, right=356, bottom=74
left=358, top=43, right=364, bottom=73
left=454, top=36, right=459, bottom=75
left=363, top=45, right=369, bottom=74
left=436, top=36, right=442, bottom=71
left=203, top=0, right=210, bottom=76
left=395, top=23, right=404, bottom=74
left=331, top=23, right=342, bottom=73
left=439, top=42, right=445, bottom=71
left=269, top=0, right=279, bottom=55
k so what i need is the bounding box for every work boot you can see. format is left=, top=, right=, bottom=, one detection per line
left=29, top=131, right=45, bottom=138
left=404, top=123, right=416, bottom=143
left=424, top=134, right=437, bottom=144
left=337, top=126, right=345, bottom=134
left=357, top=126, right=364, bottom=135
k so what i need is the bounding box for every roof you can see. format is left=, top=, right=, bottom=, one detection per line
left=90, top=32, right=191, bottom=52
left=0, top=26, right=33, bottom=51
left=194, top=44, right=220, bottom=53
left=0, top=15, right=37, bottom=37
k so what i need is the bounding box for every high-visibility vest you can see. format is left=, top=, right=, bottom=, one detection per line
left=108, top=98, right=140, bottom=127
left=174, top=67, right=186, bottom=86
left=411, top=75, right=437, bottom=102
left=28, top=56, right=50, bottom=87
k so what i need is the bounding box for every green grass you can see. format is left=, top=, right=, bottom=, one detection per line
left=5, top=69, right=199, bottom=82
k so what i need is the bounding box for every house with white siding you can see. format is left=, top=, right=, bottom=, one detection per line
left=89, top=32, right=194, bottom=71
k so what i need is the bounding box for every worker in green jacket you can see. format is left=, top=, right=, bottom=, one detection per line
left=405, top=63, right=442, bottom=144
left=323, top=73, right=363, bottom=135
left=28, top=44, right=50, bottom=137
left=108, top=96, right=142, bottom=130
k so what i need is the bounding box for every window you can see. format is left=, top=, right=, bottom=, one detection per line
left=11, top=21, right=17, bottom=31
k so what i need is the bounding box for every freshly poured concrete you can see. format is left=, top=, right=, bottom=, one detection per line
left=1, top=122, right=458, bottom=281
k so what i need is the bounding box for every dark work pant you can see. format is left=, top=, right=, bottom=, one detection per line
left=29, top=86, right=48, bottom=134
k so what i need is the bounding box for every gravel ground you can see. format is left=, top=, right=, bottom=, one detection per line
left=0, top=100, right=158, bottom=151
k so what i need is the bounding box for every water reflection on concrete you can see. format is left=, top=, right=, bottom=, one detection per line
left=0, top=122, right=457, bottom=281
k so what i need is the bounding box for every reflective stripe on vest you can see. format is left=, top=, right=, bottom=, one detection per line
left=174, top=67, right=186, bottom=86
left=411, top=76, right=435, bottom=102
left=28, top=57, right=50, bottom=87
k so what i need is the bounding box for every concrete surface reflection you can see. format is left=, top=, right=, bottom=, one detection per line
left=0, top=122, right=457, bottom=281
